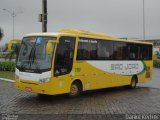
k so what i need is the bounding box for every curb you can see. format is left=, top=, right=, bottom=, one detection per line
left=0, top=78, right=15, bottom=82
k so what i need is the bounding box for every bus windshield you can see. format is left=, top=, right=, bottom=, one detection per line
left=17, top=36, right=56, bottom=73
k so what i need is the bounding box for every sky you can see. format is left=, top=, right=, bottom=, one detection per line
left=0, top=0, right=160, bottom=46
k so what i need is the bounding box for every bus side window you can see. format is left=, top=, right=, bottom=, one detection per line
left=129, top=53, right=135, bottom=59
left=77, top=42, right=90, bottom=60
left=54, top=36, right=76, bottom=76
left=97, top=40, right=113, bottom=60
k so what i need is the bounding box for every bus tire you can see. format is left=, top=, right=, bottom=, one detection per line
left=129, top=76, right=137, bottom=89
left=68, top=81, right=82, bottom=97
left=37, top=94, right=49, bottom=98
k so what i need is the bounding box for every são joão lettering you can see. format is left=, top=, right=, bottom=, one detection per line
left=111, top=63, right=139, bottom=70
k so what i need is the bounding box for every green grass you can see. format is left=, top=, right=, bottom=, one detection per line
left=0, top=71, right=15, bottom=80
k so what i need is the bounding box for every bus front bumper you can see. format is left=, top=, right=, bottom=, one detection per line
left=15, top=79, right=54, bottom=95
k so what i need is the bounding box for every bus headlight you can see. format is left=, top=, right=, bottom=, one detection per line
left=39, top=77, right=50, bottom=84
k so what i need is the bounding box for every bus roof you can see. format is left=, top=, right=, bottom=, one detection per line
left=59, top=29, right=113, bottom=38
left=25, top=32, right=60, bottom=37
left=8, top=39, right=22, bottom=43
left=24, top=29, right=153, bottom=45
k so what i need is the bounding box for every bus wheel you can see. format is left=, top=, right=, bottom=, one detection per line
left=37, top=94, right=49, bottom=98
left=69, top=81, right=82, bottom=97
left=129, top=76, right=137, bottom=89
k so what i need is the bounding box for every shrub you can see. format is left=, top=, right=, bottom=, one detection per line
left=0, top=61, right=15, bottom=72
left=153, top=60, right=160, bottom=68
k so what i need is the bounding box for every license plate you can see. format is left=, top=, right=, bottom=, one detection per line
left=25, top=87, right=32, bottom=91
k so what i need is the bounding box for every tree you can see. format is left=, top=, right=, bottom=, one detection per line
left=0, top=27, right=4, bottom=40
left=5, top=43, right=21, bottom=62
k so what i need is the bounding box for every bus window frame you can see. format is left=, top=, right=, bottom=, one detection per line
left=76, top=37, right=153, bottom=61
left=54, top=36, right=76, bottom=77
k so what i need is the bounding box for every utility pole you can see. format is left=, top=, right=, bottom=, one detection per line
left=3, top=9, right=16, bottom=40
left=41, top=0, right=47, bottom=32
left=13, top=11, right=15, bottom=39
left=142, top=0, right=145, bottom=40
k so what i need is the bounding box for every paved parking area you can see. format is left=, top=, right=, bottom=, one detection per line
left=0, top=69, right=160, bottom=120
left=138, top=68, right=160, bottom=89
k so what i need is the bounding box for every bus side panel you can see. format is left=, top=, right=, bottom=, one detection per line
left=73, top=61, right=115, bottom=91
left=52, top=59, right=153, bottom=94
left=138, top=60, right=153, bottom=83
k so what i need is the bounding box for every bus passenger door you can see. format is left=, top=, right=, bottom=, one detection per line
left=54, top=36, right=76, bottom=93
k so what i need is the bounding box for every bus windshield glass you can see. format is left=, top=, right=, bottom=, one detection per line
left=17, top=36, right=56, bottom=73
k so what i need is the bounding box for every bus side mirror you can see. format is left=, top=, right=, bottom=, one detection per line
left=46, top=40, right=54, bottom=55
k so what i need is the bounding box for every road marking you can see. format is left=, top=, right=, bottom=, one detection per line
left=0, top=78, right=15, bottom=82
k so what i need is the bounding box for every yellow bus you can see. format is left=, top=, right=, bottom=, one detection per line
left=8, top=39, right=21, bottom=51
left=15, top=29, right=153, bottom=97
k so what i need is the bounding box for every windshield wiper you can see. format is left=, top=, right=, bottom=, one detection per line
left=29, top=47, right=36, bottom=62
left=34, top=61, right=41, bottom=73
